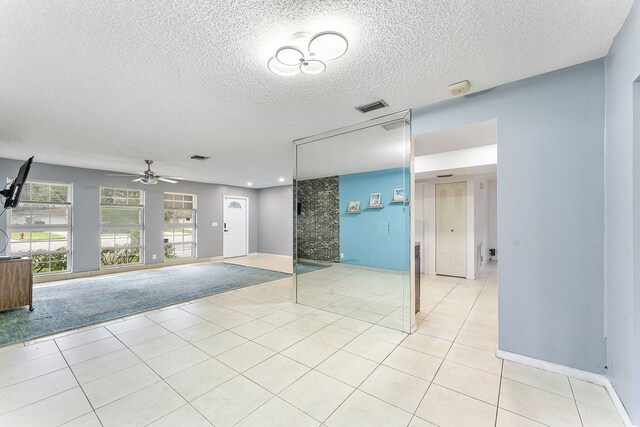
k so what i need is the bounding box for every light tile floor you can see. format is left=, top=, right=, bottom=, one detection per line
left=0, top=256, right=625, bottom=426
left=296, top=263, right=407, bottom=330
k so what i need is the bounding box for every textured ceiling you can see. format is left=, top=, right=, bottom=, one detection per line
left=0, top=0, right=633, bottom=188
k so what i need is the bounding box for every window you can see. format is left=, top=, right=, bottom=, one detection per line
left=164, top=192, right=196, bottom=259
left=100, top=187, right=144, bottom=267
left=8, top=181, right=72, bottom=275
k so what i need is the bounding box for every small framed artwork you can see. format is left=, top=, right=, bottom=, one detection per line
left=393, top=188, right=405, bottom=201
left=369, top=192, right=381, bottom=207
left=347, top=200, right=361, bottom=213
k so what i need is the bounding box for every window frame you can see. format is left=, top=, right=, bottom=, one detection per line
left=99, top=187, right=144, bottom=268
left=163, top=192, right=197, bottom=260
left=6, top=179, right=73, bottom=275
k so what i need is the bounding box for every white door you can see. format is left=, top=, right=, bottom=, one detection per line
left=436, top=182, right=467, bottom=277
left=223, top=196, right=248, bottom=258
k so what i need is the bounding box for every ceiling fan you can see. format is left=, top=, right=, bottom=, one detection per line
left=107, top=160, right=184, bottom=184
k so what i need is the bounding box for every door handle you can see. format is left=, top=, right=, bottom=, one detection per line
left=224, top=229, right=229, bottom=232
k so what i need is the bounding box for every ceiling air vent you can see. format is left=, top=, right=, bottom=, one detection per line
left=436, top=174, right=454, bottom=178
left=189, top=155, right=210, bottom=161
left=355, top=99, right=389, bottom=114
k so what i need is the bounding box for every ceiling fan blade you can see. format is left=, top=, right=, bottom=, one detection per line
left=132, top=177, right=143, bottom=182
left=106, top=173, right=140, bottom=177
left=158, top=177, right=178, bottom=184
left=162, top=176, right=184, bottom=180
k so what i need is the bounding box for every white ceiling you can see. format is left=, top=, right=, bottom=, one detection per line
left=0, top=1, right=632, bottom=188
left=414, top=118, right=497, bottom=180
left=415, top=145, right=497, bottom=173
left=416, top=164, right=497, bottom=181
left=414, top=120, right=497, bottom=156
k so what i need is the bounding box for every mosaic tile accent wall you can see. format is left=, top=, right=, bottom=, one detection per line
left=296, top=176, right=340, bottom=262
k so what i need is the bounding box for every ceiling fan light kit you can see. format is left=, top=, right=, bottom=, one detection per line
left=106, top=160, right=184, bottom=185
left=268, top=31, right=348, bottom=76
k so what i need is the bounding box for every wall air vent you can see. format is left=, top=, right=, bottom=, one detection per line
left=355, top=99, right=389, bottom=113
left=436, top=174, right=454, bottom=178
left=189, top=155, right=210, bottom=161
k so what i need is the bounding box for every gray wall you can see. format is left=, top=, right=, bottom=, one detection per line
left=488, top=180, right=498, bottom=259
left=257, top=185, right=293, bottom=256
left=604, top=0, right=640, bottom=421
left=0, top=158, right=259, bottom=272
left=412, top=60, right=606, bottom=373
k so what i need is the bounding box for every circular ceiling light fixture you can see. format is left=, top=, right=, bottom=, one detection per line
left=300, top=59, right=326, bottom=75
left=308, top=32, right=348, bottom=61
left=268, top=31, right=348, bottom=77
left=267, top=57, right=301, bottom=76
left=276, top=46, right=305, bottom=66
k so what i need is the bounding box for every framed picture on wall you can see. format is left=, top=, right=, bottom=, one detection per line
left=393, top=188, right=405, bottom=201
left=369, top=192, right=381, bottom=207
left=347, top=200, right=361, bottom=213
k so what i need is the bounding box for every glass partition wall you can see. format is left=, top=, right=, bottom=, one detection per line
left=293, top=111, right=414, bottom=332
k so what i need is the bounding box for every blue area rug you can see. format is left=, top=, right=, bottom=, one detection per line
left=0, top=262, right=289, bottom=348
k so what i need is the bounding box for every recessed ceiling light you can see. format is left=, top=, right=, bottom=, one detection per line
left=279, top=177, right=285, bottom=182
left=247, top=182, right=253, bottom=186
left=308, top=32, right=348, bottom=61
left=268, top=31, right=348, bottom=77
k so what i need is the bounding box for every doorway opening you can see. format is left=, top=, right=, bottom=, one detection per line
left=412, top=119, right=499, bottom=337
left=413, top=119, right=497, bottom=280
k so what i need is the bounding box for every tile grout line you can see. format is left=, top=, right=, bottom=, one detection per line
left=223, top=317, right=369, bottom=425
left=568, top=377, right=586, bottom=427
left=494, top=356, right=504, bottom=427
left=173, top=310, right=350, bottom=424
left=410, top=267, right=496, bottom=424
left=409, top=275, right=467, bottom=422
left=102, top=321, right=214, bottom=427
left=52, top=338, right=106, bottom=427
left=0, top=366, right=77, bottom=419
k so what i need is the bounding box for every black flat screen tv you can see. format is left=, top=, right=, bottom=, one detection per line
left=2, top=156, right=34, bottom=209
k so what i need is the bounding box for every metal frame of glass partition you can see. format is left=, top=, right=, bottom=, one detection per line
left=292, top=110, right=415, bottom=333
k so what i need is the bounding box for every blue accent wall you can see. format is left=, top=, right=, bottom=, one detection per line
left=339, top=168, right=409, bottom=271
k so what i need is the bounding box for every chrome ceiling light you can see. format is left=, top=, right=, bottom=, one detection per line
left=267, top=31, right=348, bottom=77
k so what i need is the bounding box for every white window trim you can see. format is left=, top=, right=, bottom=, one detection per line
left=163, top=192, right=197, bottom=260
left=6, top=179, right=73, bottom=275
left=99, top=187, right=145, bottom=268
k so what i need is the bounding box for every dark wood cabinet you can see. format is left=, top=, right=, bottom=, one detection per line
left=0, top=258, right=33, bottom=311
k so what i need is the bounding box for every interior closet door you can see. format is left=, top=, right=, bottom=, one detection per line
left=436, top=182, right=467, bottom=277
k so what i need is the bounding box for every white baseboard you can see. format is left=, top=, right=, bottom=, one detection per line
left=496, top=349, right=635, bottom=427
